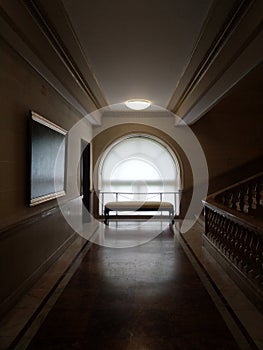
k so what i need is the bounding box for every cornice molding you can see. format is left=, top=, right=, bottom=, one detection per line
left=183, top=27, right=263, bottom=125
left=0, top=0, right=106, bottom=124
left=22, top=0, right=104, bottom=111
left=167, top=0, right=262, bottom=124
left=168, top=0, right=251, bottom=111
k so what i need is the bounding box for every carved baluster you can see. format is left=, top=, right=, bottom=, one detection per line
left=235, top=225, right=242, bottom=268
left=242, top=229, right=253, bottom=273
left=255, top=250, right=263, bottom=286
left=220, top=218, right=227, bottom=253
left=211, top=210, right=217, bottom=242
left=229, top=223, right=238, bottom=261
left=220, top=217, right=228, bottom=251
left=211, top=212, right=219, bottom=243
left=246, top=232, right=257, bottom=277
left=204, top=176, right=263, bottom=293
left=248, top=234, right=263, bottom=284
left=206, top=209, right=214, bottom=240
left=232, top=224, right=242, bottom=265
left=215, top=214, right=223, bottom=247
left=227, top=193, right=233, bottom=208
left=205, top=208, right=210, bottom=237
left=216, top=215, right=223, bottom=249
left=251, top=183, right=257, bottom=210
left=225, top=222, right=235, bottom=258
left=206, top=208, right=213, bottom=239
left=243, top=187, right=250, bottom=214
left=235, top=190, right=242, bottom=212
left=237, top=227, right=249, bottom=271
left=221, top=219, right=231, bottom=254
left=259, top=183, right=263, bottom=206
left=254, top=240, right=263, bottom=285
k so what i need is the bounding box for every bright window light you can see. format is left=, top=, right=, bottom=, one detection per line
left=99, top=136, right=181, bottom=215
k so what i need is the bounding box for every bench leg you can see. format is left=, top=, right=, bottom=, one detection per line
left=104, top=208, right=109, bottom=225
left=170, top=209, right=175, bottom=224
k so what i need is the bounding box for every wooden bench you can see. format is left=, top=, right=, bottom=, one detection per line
left=104, top=201, right=175, bottom=225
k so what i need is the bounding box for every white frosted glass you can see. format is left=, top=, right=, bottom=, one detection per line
left=99, top=136, right=181, bottom=213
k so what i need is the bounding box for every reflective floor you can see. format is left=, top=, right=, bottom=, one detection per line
left=1, top=220, right=263, bottom=350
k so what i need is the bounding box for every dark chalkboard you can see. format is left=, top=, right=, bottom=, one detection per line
left=30, top=111, right=67, bottom=206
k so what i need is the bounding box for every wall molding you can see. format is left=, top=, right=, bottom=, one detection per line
left=0, top=231, right=77, bottom=317
left=167, top=0, right=262, bottom=124
left=169, top=0, right=252, bottom=112
left=22, top=0, right=103, bottom=110
left=0, top=206, right=59, bottom=240
left=0, top=1, right=104, bottom=125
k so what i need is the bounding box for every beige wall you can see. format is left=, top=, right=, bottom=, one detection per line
left=0, top=37, right=92, bottom=230
left=0, top=37, right=92, bottom=312
left=191, top=62, right=263, bottom=193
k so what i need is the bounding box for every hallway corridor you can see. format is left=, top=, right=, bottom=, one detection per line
left=13, top=224, right=244, bottom=349
left=2, top=220, right=263, bottom=350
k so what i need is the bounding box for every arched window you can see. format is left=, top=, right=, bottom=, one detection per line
left=98, top=135, right=181, bottom=215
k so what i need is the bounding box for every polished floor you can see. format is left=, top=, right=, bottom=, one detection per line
left=1, top=220, right=263, bottom=349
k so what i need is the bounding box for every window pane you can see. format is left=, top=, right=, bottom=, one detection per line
left=99, top=136, right=181, bottom=214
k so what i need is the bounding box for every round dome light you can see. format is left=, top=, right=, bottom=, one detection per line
left=125, top=99, right=151, bottom=111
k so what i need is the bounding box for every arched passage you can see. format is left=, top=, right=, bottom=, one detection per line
left=97, top=134, right=182, bottom=216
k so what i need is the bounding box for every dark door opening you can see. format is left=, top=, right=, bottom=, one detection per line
left=81, top=140, right=91, bottom=221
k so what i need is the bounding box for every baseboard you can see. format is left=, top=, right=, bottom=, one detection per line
left=0, top=232, right=77, bottom=317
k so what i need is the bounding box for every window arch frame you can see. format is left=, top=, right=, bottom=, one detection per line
left=97, top=133, right=183, bottom=215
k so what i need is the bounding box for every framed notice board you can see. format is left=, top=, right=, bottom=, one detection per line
left=29, top=111, right=67, bottom=206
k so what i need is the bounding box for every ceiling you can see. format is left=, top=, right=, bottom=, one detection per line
left=60, top=0, right=213, bottom=108
left=0, top=0, right=262, bottom=124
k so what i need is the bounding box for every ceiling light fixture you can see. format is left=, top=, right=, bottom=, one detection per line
left=125, top=99, right=151, bottom=111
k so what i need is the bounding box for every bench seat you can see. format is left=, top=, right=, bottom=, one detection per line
left=104, top=201, right=174, bottom=224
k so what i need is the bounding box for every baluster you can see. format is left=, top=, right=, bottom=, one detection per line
left=214, top=213, right=222, bottom=245
left=241, top=229, right=253, bottom=273
left=225, top=221, right=234, bottom=258
left=247, top=234, right=263, bottom=283
left=235, top=190, right=242, bottom=212
left=229, top=223, right=238, bottom=261
left=205, top=208, right=211, bottom=238
left=255, top=250, right=263, bottom=286
left=218, top=216, right=227, bottom=250
left=204, top=175, right=263, bottom=293
left=246, top=232, right=257, bottom=277
left=209, top=210, right=217, bottom=241
left=220, top=218, right=229, bottom=254
left=236, top=227, right=249, bottom=271
left=253, top=238, right=263, bottom=285
left=213, top=212, right=220, bottom=243
left=243, top=187, right=250, bottom=214
left=212, top=213, right=219, bottom=243
left=251, top=183, right=257, bottom=210
left=207, top=211, right=215, bottom=241
left=259, top=183, right=263, bottom=206
left=227, top=193, right=233, bottom=208
left=232, top=224, right=241, bottom=264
